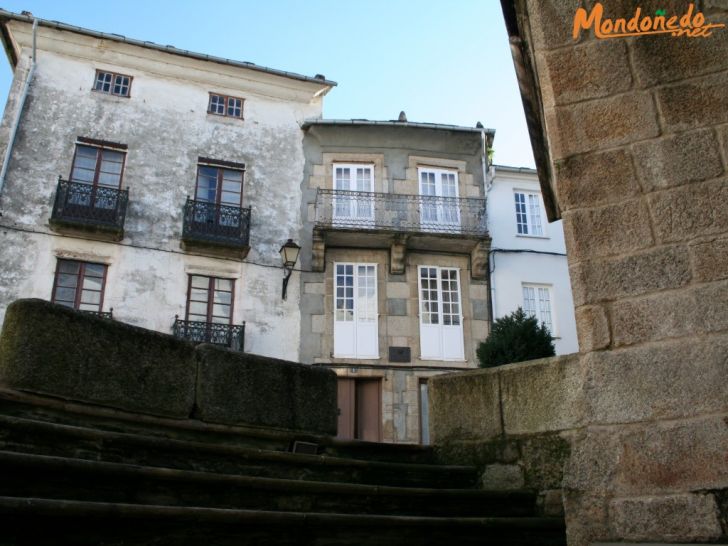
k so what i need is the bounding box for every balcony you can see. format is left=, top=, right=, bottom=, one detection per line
left=49, top=178, right=128, bottom=241
left=313, top=189, right=490, bottom=278
left=172, top=318, right=245, bottom=352
left=181, top=197, right=251, bottom=259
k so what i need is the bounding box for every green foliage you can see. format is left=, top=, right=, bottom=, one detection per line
left=477, top=308, right=555, bottom=368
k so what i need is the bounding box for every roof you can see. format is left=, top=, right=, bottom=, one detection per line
left=493, top=164, right=537, bottom=175
left=302, top=118, right=495, bottom=137
left=0, top=9, right=337, bottom=88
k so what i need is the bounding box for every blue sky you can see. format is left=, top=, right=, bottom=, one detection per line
left=0, top=1, right=535, bottom=168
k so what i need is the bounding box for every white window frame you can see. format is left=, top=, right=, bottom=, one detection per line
left=522, top=283, right=556, bottom=336
left=418, top=265, right=464, bottom=361
left=332, top=163, right=375, bottom=225
left=333, top=262, right=379, bottom=359
left=418, top=167, right=460, bottom=228
left=514, top=190, right=546, bottom=237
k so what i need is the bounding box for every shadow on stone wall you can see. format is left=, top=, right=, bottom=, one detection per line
left=0, top=299, right=337, bottom=435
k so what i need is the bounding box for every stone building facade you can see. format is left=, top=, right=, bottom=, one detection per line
left=298, top=121, right=495, bottom=444
left=0, top=11, right=333, bottom=361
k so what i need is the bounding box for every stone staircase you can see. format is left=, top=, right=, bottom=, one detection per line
left=0, top=388, right=566, bottom=545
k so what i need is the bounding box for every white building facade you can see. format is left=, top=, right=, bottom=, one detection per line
left=487, top=165, right=578, bottom=355
left=0, top=12, right=334, bottom=361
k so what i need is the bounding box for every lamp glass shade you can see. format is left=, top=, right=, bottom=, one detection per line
left=280, top=239, right=301, bottom=268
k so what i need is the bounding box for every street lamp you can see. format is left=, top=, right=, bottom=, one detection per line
left=279, top=239, right=301, bottom=300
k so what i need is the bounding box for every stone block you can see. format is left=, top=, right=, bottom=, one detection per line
left=480, top=464, right=525, bottom=490
left=0, top=299, right=196, bottom=418
left=648, top=179, right=728, bottom=243
left=609, top=494, right=722, bottom=543
left=574, top=304, right=610, bottom=351
left=540, top=489, right=564, bottom=517
left=690, top=237, right=728, bottom=283
left=541, top=40, right=632, bottom=105
left=471, top=299, right=489, bottom=321
left=195, top=344, right=337, bottom=435
left=386, top=316, right=412, bottom=336
left=611, top=282, right=728, bottom=347
left=633, top=129, right=724, bottom=192
left=386, top=281, right=410, bottom=299
left=500, top=354, right=583, bottom=435
left=525, top=0, right=589, bottom=50
left=521, top=433, right=573, bottom=490
left=311, top=315, right=326, bottom=334
left=386, top=298, right=407, bottom=317
left=429, top=368, right=502, bottom=442
left=300, top=293, right=324, bottom=315
left=630, top=10, right=728, bottom=87
left=469, top=283, right=488, bottom=300
left=569, top=245, right=691, bottom=306
left=611, top=416, right=728, bottom=495
left=562, top=200, right=654, bottom=262
left=582, top=334, right=728, bottom=424
left=547, top=92, right=659, bottom=159
left=656, top=71, right=728, bottom=132
left=303, top=282, right=324, bottom=295
left=554, top=149, right=639, bottom=211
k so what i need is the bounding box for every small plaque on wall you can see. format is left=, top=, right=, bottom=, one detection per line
left=389, top=346, right=411, bottom=363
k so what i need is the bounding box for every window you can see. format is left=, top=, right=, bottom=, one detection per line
left=51, top=259, right=108, bottom=313
left=195, top=160, right=244, bottom=206
left=208, top=93, right=244, bottom=119
left=71, top=140, right=126, bottom=189
left=186, top=275, right=234, bottom=325
left=93, top=70, right=132, bottom=97
left=333, top=263, right=378, bottom=359
left=418, top=168, right=460, bottom=227
left=514, top=191, right=544, bottom=236
left=522, top=284, right=554, bottom=334
left=418, top=266, right=464, bottom=360
left=333, top=164, right=374, bottom=223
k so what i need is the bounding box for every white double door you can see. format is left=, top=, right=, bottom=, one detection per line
left=334, top=263, right=378, bottom=359
left=333, top=164, right=374, bottom=224
left=418, top=266, right=464, bottom=360
left=419, top=168, right=460, bottom=227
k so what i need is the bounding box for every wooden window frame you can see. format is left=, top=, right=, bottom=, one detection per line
left=194, top=160, right=245, bottom=207
left=51, top=259, right=108, bottom=313
left=184, top=274, right=235, bottom=325
left=207, top=92, right=245, bottom=119
left=92, top=70, right=133, bottom=98
left=69, top=139, right=127, bottom=190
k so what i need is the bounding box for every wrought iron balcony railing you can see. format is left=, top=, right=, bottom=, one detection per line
left=172, top=318, right=245, bottom=352
left=51, top=177, right=128, bottom=232
left=80, top=309, right=113, bottom=320
left=314, top=189, right=487, bottom=236
left=181, top=198, right=251, bottom=248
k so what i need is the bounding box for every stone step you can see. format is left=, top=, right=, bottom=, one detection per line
left=0, top=450, right=535, bottom=518
left=0, top=497, right=567, bottom=546
left=0, top=388, right=436, bottom=463
left=0, top=413, right=477, bottom=488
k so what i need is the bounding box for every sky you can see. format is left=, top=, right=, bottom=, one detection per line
left=0, top=0, right=535, bottom=169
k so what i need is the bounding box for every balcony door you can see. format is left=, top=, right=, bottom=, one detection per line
left=334, top=263, right=378, bottom=359
left=194, top=163, right=244, bottom=230
left=418, top=266, right=464, bottom=360
left=69, top=142, right=126, bottom=214
left=333, top=164, right=374, bottom=225
left=418, top=168, right=460, bottom=229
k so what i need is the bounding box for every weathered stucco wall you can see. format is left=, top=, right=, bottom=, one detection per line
left=499, top=1, right=728, bottom=544
left=0, top=22, right=327, bottom=360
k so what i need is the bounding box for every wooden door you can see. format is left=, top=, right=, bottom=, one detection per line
left=336, top=378, right=382, bottom=442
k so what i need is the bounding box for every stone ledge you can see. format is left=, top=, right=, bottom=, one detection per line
left=0, top=299, right=337, bottom=435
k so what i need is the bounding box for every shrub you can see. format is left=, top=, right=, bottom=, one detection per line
left=477, top=307, right=555, bottom=368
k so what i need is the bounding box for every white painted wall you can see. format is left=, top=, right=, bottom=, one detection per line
left=487, top=167, right=578, bottom=355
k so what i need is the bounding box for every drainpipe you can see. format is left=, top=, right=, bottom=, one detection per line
left=481, top=128, right=496, bottom=331
left=0, top=18, right=38, bottom=197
